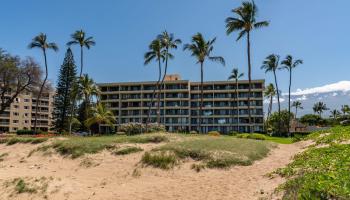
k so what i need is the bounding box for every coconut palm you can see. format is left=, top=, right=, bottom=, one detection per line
left=85, top=103, right=116, bottom=134
left=226, top=1, right=269, bottom=132
left=28, top=33, right=58, bottom=132
left=330, top=109, right=341, bottom=120
left=184, top=33, right=225, bottom=132
left=281, top=55, right=303, bottom=133
left=313, top=102, right=328, bottom=117
left=157, top=31, right=182, bottom=124
left=144, top=39, right=165, bottom=125
left=228, top=68, right=244, bottom=132
left=264, top=83, right=276, bottom=120
left=67, top=30, right=95, bottom=77
left=78, top=74, right=100, bottom=127
left=291, top=101, right=303, bottom=119
left=341, top=105, right=350, bottom=116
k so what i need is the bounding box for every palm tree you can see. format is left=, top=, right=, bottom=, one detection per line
left=157, top=31, right=182, bottom=124
left=228, top=68, right=244, bottom=132
left=67, top=30, right=95, bottom=77
left=264, top=83, right=276, bottom=120
left=184, top=33, right=225, bottom=133
left=341, top=105, right=350, bottom=116
left=330, top=109, right=341, bottom=120
left=78, top=74, right=100, bottom=129
left=28, top=33, right=58, bottom=132
left=226, top=1, right=269, bottom=132
left=313, top=102, right=328, bottom=117
left=261, top=54, right=281, bottom=117
left=85, top=103, right=116, bottom=134
left=281, top=55, right=303, bottom=133
left=144, top=39, right=165, bottom=125
left=291, top=101, right=303, bottom=119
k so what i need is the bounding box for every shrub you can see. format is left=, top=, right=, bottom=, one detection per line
left=237, top=133, right=266, bottom=140
left=118, top=123, right=165, bottom=135
left=208, top=131, right=220, bottom=136
left=267, top=110, right=294, bottom=136
left=191, top=163, right=206, bottom=172
left=16, top=130, right=36, bottom=135
left=141, top=151, right=178, bottom=169
left=146, top=123, right=166, bottom=133
left=236, top=133, right=249, bottom=139
left=190, top=130, right=198, bottom=134
left=228, top=131, right=239, bottom=136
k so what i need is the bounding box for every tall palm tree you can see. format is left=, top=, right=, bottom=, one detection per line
left=281, top=55, right=303, bottom=133
left=85, top=103, right=116, bottom=134
left=28, top=33, right=58, bottom=132
left=264, top=83, right=276, bottom=120
left=330, top=109, right=341, bottom=120
left=67, top=30, right=95, bottom=77
left=157, top=31, right=182, bottom=124
left=184, top=33, right=225, bottom=133
left=226, top=1, right=269, bottom=133
left=291, top=101, right=303, bottom=119
left=341, top=105, right=350, bottom=116
left=144, top=39, right=165, bottom=125
left=78, top=74, right=100, bottom=128
left=313, top=102, right=328, bottom=117
left=228, top=68, right=244, bottom=132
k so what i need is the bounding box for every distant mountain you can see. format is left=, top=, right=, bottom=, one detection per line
left=265, top=81, right=350, bottom=117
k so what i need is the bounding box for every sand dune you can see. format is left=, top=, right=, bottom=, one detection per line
left=0, top=141, right=310, bottom=200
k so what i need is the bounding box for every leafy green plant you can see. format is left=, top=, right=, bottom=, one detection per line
left=141, top=151, right=178, bottom=169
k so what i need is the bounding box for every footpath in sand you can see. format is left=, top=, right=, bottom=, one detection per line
left=0, top=141, right=310, bottom=200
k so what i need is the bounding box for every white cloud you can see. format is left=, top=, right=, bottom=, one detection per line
left=290, top=81, right=350, bottom=96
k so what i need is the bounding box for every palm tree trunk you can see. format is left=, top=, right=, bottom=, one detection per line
left=33, top=49, right=48, bottom=132
left=247, top=31, right=252, bottom=133
left=80, top=46, right=83, bottom=77
left=236, top=80, right=239, bottom=132
left=295, top=107, right=298, bottom=119
left=268, top=95, right=273, bottom=119
left=156, top=58, right=162, bottom=124
left=159, top=49, right=169, bottom=126
left=287, top=70, right=292, bottom=136
left=199, top=62, right=204, bottom=133
left=273, top=70, right=281, bottom=135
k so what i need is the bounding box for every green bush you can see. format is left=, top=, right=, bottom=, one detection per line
left=228, top=131, right=239, bottom=136
left=236, top=133, right=249, bottom=139
left=118, top=123, right=165, bottom=135
left=141, top=151, right=178, bottom=169
left=208, top=131, right=220, bottom=136
left=16, top=130, right=36, bottom=135
left=190, top=130, right=198, bottom=134
left=237, top=133, right=266, bottom=140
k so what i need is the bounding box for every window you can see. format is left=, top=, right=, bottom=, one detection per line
left=24, top=99, right=30, bottom=102
left=24, top=113, right=29, bottom=117
left=13, top=112, right=19, bottom=116
left=24, top=106, right=29, bottom=109
left=24, top=120, right=29, bottom=124
left=14, top=105, right=19, bottom=109
left=13, top=120, right=19, bottom=123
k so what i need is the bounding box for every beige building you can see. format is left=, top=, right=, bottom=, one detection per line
left=98, top=75, right=265, bottom=134
left=0, top=91, right=54, bottom=133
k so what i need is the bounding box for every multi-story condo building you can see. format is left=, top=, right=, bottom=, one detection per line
left=0, top=91, right=54, bottom=133
left=98, top=75, right=264, bottom=134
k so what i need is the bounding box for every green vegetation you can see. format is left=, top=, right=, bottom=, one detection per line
left=275, top=126, right=350, bottom=199
left=14, top=179, right=37, bottom=194
left=113, top=146, right=143, bottom=155
left=142, top=137, right=274, bottom=169
left=141, top=151, right=178, bottom=170
left=208, top=131, right=221, bottom=136
left=0, top=137, right=48, bottom=145
left=236, top=133, right=266, bottom=140
left=37, top=134, right=168, bottom=158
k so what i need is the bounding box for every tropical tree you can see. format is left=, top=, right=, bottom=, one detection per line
left=157, top=31, right=182, bottom=124
left=77, top=74, right=100, bottom=129
left=228, top=68, right=244, bottom=131
left=264, top=83, right=276, bottom=120
left=291, top=101, right=303, bottom=119
left=28, top=33, right=58, bottom=132
left=52, top=48, right=77, bottom=133
left=261, top=54, right=281, bottom=132
left=281, top=55, right=303, bottom=133
left=183, top=33, right=225, bottom=132
left=341, top=105, right=350, bottom=116
left=85, top=103, right=116, bottom=134
left=67, top=30, right=95, bottom=77
left=313, top=102, right=329, bottom=117
left=144, top=39, right=165, bottom=125
left=226, top=1, right=269, bottom=132
left=330, top=109, right=341, bottom=120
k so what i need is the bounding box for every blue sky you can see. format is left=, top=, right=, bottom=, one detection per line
left=0, top=0, right=349, bottom=93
